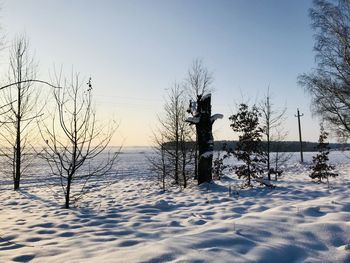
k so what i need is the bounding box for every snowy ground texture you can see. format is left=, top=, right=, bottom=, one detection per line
left=1, top=149, right=350, bottom=263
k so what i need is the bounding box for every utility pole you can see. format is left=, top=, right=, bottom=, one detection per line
left=295, top=108, right=304, bottom=163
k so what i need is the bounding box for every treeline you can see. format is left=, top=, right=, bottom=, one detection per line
left=163, top=140, right=349, bottom=152
left=213, top=141, right=349, bottom=152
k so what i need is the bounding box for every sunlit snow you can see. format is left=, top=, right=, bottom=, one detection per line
left=0, top=149, right=349, bottom=262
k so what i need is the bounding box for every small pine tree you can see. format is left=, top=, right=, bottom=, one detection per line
left=229, top=104, right=266, bottom=187
left=213, top=143, right=230, bottom=180
left=310, top=125, right=338, bottom=186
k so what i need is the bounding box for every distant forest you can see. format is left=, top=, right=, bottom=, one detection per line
left=213, top=141, right=350, bottom=152
left=162, top=140, right=349, bottom=152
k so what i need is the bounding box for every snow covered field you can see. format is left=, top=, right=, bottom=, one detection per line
left=1, top=149, right=350, bottom=262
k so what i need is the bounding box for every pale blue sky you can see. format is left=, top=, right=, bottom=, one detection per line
left=1, top=0, right=319, bottom=146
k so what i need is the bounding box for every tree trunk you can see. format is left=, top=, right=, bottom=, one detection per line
left=187, top=94, right=222, bottom=185
left=194, top=137, right=198, bottom=180
left=248, top=165, right=251, bottom=186
left=174, top=120, right=179, bottom=184
left=13, top=148, right=16, bottom=190
left=14, top=130, right=21, bottom=190
left=162, top=149, right=166, bottom=191
left=174, top=151, right=179, bottom=185
left=327, top=176, right=329, bottom=189
left=14, top=85, right=21, bottom=190
left=275, top=151, right=279, bottom=181
left=182, top=153, right=187, bottom=188
left=196, top=95, right=214, bottom=185
left=267, top=133, right=271, bottom=181
left=65, top=176, right=72, bottom=209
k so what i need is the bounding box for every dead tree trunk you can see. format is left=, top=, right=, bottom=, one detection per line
left=187, top=93, right=222, bottom=185
left=197, top=95, right=213, bottom=184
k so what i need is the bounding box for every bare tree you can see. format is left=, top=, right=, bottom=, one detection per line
left=184, top=59, right=213, bottom=179
left=179, top=112, right=194, bottom=188
left=0, top=36, right=42, bottom=190
left=259, top=90, right=287, bottom=180
left=39, top=72, right=118, bottom=209
left=270, top=128, right=293, bottom=181
left=186, top=59, right=213, bottom=99
left=149, top=83, right=194, bottom=189
left=299, top=0, right=350, bottom=140
left=148, top=132, right=168, bottom=191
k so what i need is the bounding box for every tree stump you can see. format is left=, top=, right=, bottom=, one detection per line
left=187, top=94, right=222, bottom=185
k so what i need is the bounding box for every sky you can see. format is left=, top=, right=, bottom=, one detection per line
left=0, top=0, right=320, bottom=146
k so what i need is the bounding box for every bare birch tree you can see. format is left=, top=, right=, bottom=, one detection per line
left=179, top=118, right=194, bottom=188
left=259, top=90, right=287, bottom=180
left=39, top=72, right=118, bottom=209
left=150, top=83, right=194, bottom=189
left=299, top=0, right=350, bottom=140
left=186, top=59, right=213, bottom=100
left=271, top=128, right=293, bottom=181
left=0, top=36, right=42, bottom=190
left=148, top=132, right=168, bottom=191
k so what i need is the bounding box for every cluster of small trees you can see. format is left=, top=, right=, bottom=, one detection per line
left=150, top=60, right=216, bottom=190
left=218, top=0, right=348, bottom=189
left=151, top=0, right=348, bottom=190
left=228, top=102, right=338, bottom=187
left=0, top=36, right=118, bottom=208
left=149, top=84, right=194, bottom=190
left=152, top=89, right=339, bottom=190
left=150, top=75, right=340, bottom=191
left=151, top=60, right=291, bottom=189
left=225, top=97, right=290, bottom=188
left=150, top=61, right=340, bottom=190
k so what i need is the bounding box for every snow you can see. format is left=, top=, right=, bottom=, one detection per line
left=186, top=116, right=200, bottom=124
left=1, top=150, right=350, bottom=262
left=200, top=151, right=213, bottom=159
left=211, top=114, right=224, bottom=122
left=201, top=93, right=211, bottom=101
